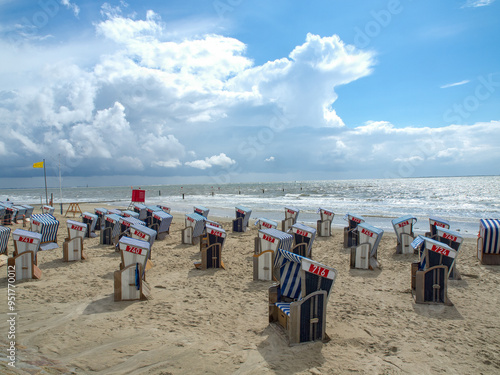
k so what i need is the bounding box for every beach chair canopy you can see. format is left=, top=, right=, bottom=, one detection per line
left=152, top=210, right=173, bottom=233
left=429, top=216, right=450, bottom=237
left=258, top=228, right=294, bottom=252
left=479, top=219, right=500, bottom=255
left=194, top=205, right=209, bottom=218
left=392, top=215, right=417, bottom=237
left=31, top=213, right=59, bottom=244
left=206, top=223, right=227, bottom=247
left=123, top=210, right=139, bottom=218
left=118, top=236, right=151, bottom=278
left=436, top=227, right=463, bottom=251
left=13, top=205, right=27, bottom=221
left=235, top=205, right=252, bottom=226
left=133, top=204, right=148, bottom=221
left=130, top=224, right=157, bottom=247
left=146, top=205, right=161, bottom=214
left=318, top=208, right=335, bottom=222
left=104, top=213, right=122, bottom=238
left=358, top=222, right=384, bottom=244
left=205, top=219, right=222, bottom=228
left=67, top=219, right=88, bottom=238
left=42, top=205, right=55, bottom=214
left=0, top=225, right=11, bottom=254
left=157, top=204, right=171, bottom=214
left=82, top=211, right=98, bottom=229
left=254, top=218, right=278, bottom=230
left=284, top=206, right=299, bottom=220
left=107, top=209, right=123, bottom=216
left=186, top=213, right=206, bottom=238
left=119, top=216, right=146, bottom=231
left=94, top=207, right=108, bottom=217
left=344, top=213, right=365, bottom=229
left=290, top=223, right=317, bottom=256
left=13, top=229, right=42, bottom=257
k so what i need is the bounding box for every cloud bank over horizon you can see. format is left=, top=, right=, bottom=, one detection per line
left=0, top=4, right=498, bottom=187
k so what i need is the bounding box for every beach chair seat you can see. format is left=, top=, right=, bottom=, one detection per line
left=253, top=228, right=294, bottom=281
left=410, top=236, right=456, bottom=305
left=254, top=218, right=278, bottom=230
left=317, top=208, right=334, bottom=237
left=182, top=213, right=206, bottom=245
left=343, top=213, right=365, bottom=248
left=195, top=224, right=226, bottom=270
left=150, top=211, right=173, bottom=240
left=477, top=219, right=500, bottom=265
left=282, top=206, right=299, bottom=232
left=233, top=206, right=252, bottom=233
left=392, top=215, right=417, bottom=254
left=0, top=225, right=11, bottom=255
left=350, top=223, right=384, bottom=270
left=289, top=223, right=316, bottom=258
left=114, top=237, right=152, bottom=301
left=269, top=249, right=337, bottom=345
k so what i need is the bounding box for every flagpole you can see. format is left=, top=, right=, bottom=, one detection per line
left=43, top=158, right=48, bottom=205
left=59, top=154, right=63, bottom=214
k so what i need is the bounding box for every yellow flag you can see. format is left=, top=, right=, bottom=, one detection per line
left=33, top=161, right=44, bottom=168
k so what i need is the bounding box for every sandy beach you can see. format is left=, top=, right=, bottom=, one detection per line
left=1, top=203, right=499, bottom=374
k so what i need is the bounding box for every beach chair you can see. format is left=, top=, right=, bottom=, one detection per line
left=42, top=205, right=55, bottom=214
left=282, top=206, right=299, bottom=232
left=182, top=213, right=206, bottom=245
left=435, top=227, right=463, bottom=279
left=410, top=236, right=456, bottom=305
left=289, top=223, right=316, bottom=258
left=195, top=224, right=226, bottom=270
left=425, top=216, right=450, bottom=239
left=122, top=210, right=140, bottom=219
left=253, top=228, right=293, bottom=281
left=30, top=213, right=59, bottom=250
left=82, top=212, right=98, bottom=238
left=145, top=205, right=162, bottom=226
left=114, top=236, right=151, bottom=301
left=477, top=219, right=500, bottom=265
left=254, top=218, right=278, bottom=230
left=5, top=205, right=18, bottom=225
left=317, top=208, right=334, bottom=237
left=12, top=205, right=27, bottom=224
left=132, top=204, right=148, bottom=221
left=0, top=225, right=11, bottom=255
left=233, top=206, right=252, bottom=233
left=157, top=204, right=171, bottom=214
left=63, top=220, right=87, bottom=262
left=343, top=213, right=365, bottom=248
left=9, top=229, right=43, bottom=280
left=194, top=205, right=210, bottom=218
left=21, top=205, right=34, bottom=218
left=206, top=219, right=222, bottom=228
left=94, top=207, right=108, bottom=230
left=118, top=216, right=146, bottom=242
left=150, top=210, right=173, bottom=240
left=392, top=215, right=418, bottom=254
left=350, top=223, right=384, bottom=270
left=269, top=249, right=337, bottom=345
left=0, top=205, right=6, bottom=226
left=100, top=213, right=122, bottom=246
left=129, top=224, right=157, bottom=259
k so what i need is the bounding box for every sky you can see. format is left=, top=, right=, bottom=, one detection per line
left=0, top=0, right=499, bottom=188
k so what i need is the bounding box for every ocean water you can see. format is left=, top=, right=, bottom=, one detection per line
left=1, top=176, right=498, bottom=237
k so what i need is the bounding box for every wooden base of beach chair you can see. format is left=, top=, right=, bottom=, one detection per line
left=351, top=245, right=369, bottom=270
left=477, top=252, right=500, bottom=265
left=63, top=237, right=86, bottom=262
left=182, top=227, right=199, bottom=245
left=8, top=251, right=41, bottom=281
left=194, top=243, right=225, bottom=270
left=253, top=250, right=274, bottom=281
left=411, top=263, right=451, bottom=305
left=396, top=233, right=415, bottom=254
left=114, top=264, right=151, bottom=301
left=317, top=220, right=331, bottom=237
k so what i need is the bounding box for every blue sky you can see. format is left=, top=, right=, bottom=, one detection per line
left=0, top=0, right=499, bottom=188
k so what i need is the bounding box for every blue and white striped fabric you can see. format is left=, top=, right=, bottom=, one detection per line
left=94, top=207, right=108, bottom=217
left=31, top=214, right=59, bottom=243
left=411, top=235, right=426, bottom=250
left=0, top=225, right=11, bottom=254
left=235, top=206, right=252, bottom=228
left=152, top=211, right=173, bottom=233
left=274, top=248, right=306, bottom=300
left=186, top=213, right=206, bottom=238
left=133, top=204, right=147, bottom=221
left=13, top=205, right=27, bottom=221
left=284, top=206, right=299, bottom=220
left=479, top=219, right=500, bottom=254
left=260, top=228, right=294, bottom=251
left=275, top=302, right=291, bottom=316
left=107, top=209, right=123, bottom=216
left=104, top=214, right=122, bottom=238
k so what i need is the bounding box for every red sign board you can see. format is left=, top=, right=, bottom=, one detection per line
left=442, top=232, right=457, bottom=242
left=18, top=236, right=34, bottom=243
left=430, top=244, right=450, bottom=257
left=398, top=221, right=409, bottom=228
left=131, top=189, right=145, bottom=203
left=361, top=228, right=374, bottom=237
left=308, top=264, right=329, bottom=278
left=263, top=234, right=275, bottom=243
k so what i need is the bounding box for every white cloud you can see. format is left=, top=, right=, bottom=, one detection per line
left=185, top=153, right=236, bottom=169
left=440, top=80, right=470, bottom=89
left=61, top=0, right=80, bottom=17
left=462, top=0, right=495, bottom=7
left=265, top=156, right=275, bottom=162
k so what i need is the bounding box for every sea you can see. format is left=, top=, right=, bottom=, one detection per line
left=1, top=176, right=499, bottom=238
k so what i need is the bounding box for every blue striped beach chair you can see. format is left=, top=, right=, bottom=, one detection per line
left=100, top=213, right=122, bottom=245
left=196, top=224, right=226, bottom=269
left=82, top=212, right=98, bottom=238
left=0, top=225, right=11, bottom=254
left=269, top=248, right=337, bottom=345
left=317, top=208, right=334, bottom=237
left=253, top=228, right=293, bottom=281
left=114, top=236, right=152, bottom=301
left=0, top=205, right=6, bottom=225
left=343, top=213, right=365, bottom=248
left=426, top=216, right=450, bottom=239
left=182, top=213, right=206, bottom=245
left=392, top=215, right=418, bottom=254
left=254, top=218, right=278, bottom=230
left=194, top=205, right=209, bottom=218
left=282, top=206, right=299, bottom=232
left=94, top=207, right=108, bottom=231
left=233, top=206, right=252, bottom=232
left=30, top=214, right=59, bottom=249
left=477, top=219, right=500, bottom=265
left=151, top=210, right=173, bottom=240
left=289, top=223, right=316, bottom=258
left=9, top=229, right=43, bottom=280
left=410, top=236, right=456, bottom=305
left=351, top=223, right=384, bottom=270
left=435, top=227, right=463, bottom=279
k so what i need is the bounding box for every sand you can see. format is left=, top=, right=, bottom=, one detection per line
left=1, top=203, right=499, bottom=375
